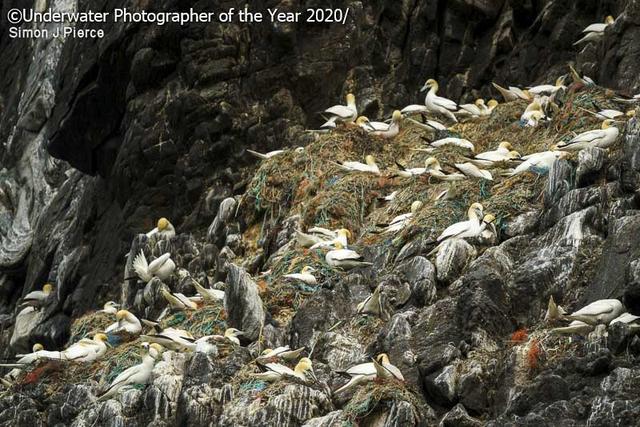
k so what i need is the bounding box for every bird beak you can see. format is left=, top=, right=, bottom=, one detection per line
left=420, top=84, right=428, bottom=92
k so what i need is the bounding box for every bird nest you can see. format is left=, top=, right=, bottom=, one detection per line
left=69, top=311, right=113, bottom=342
left=163, top=304, right=227, bottom=337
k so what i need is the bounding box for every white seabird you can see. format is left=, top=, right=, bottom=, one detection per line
left=254, top=357, right=316, bottom=383
left=283, top=266, right=318, bottom=285
left=528, top=76, right=567, bottom=95
left=395, top=158, right=438, bottom=178
left=555, top=120, right=619, bottom=151
left=574, top=15, right=614, bottom=45
left=246, top=149, right=284, bottom=159
left=334, top=354, right=403, bottom=394
left=19, top=283, right=54, bottom=310
left=335, top=155, right=380, bottom=175
left=309, top=228, right=351, bottom=249
left=356, top=116, right=388, bottom=132
left=97, top=343, right=163, bottom=401
left=0, top=343, right=62, bottom=379
left=140, top=326, right=196, bottom=351
left=551, top=320, right=595, bottom=336
left=295, top=228, right=338, bottom=248
left=320, top=93, right=357, bottom=127
left=436, top=203, right=484, bottom=243
left=453, top=162, right=493, bottom=180
left=105, top=310, right=142, bottom=335
left=356, top=285, right=387, bottom=319
left=379, top=201, right=423, bottom=234
left=565, top=299, right=625, bottom=325
left=372, top=353, right=405, bottom=381
left=544, top=295, right=567, bottom=321
left=146, top=217, right=176, bottom=240
left=609, top=312, right=640, bottom=330
left=133, top=251, right=176, bottom=283
left=192, top=279, right=225, bottom=303
left=372, top=110, right=402, bottom=139
left=428, top=137, right=475, bottom=152
left=458, top=99, right=488, bottom=118
left=491, top=83, right=532, bottom=102
left=421, top=79, right=458, bottom=122
left=465, top=141, right=521, bottom=167
left=257, top=346, right=306, bottom=363
left=161, top=288, right=199, bottom=311
left=100, top=301, right=120, bottom=315
left=55, top=333, right=109, bottom=362
left=508, top=151, right=568, bottom=176
left=325, top=243, right=373, bottom=270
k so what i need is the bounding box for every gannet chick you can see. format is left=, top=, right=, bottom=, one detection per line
left=379, top=201, right=423, bottom=234
left=357, top=285, right=387, bottom=320
left=56, top=333, right=109, bottom=362
left=321, top=93, right=357, bottom=127
left=528, top=76, right=567, bottom=95
left=254, top=357, right=316, bottom=383
left=436, top=203, right=484, bottom=243
left=132, top=251, right=175, bottom=283
left=283, top=266, right=317, bottom=285
left=372, top=110, right=402, bottom=139
left=325, top=243, right=373, bottom=270
left=97, top=343, right=163, bottom=401
left=565, top=299, right=625, bottom=325
left=574, top=15, right=614, bottom=45
left=453, top=162, right=493, bottom=180
left=192, top=280, right=225, bottom=303
left=491, top=83, right=531, bottom=102
left=544, top=295, right=567, bottom=322
left=508, top=151, right=568, bottom=176
left=372, top=353, right=405, bottom=381
left=551, top=320, right=594, bottom=336
left=161, top=288, right=199, bottom=311
left=309, top=228, right=351, bottom=249
left=246, top=149, right=284, bottom=159
left=555, top=120, right=619, bottom=151
left=101, top=301, right=120, bottom=315
left=257, top=346, right=306, bottom=363
left=146, top=217, right=176, bottom=240
left=428, top=137, right=475, bottom=152
left=105, top=310, right=142, bottom=335
left=335, top=155, right=380, bottom=174
left=19, top=283, right=54, bottom=310
left=421, top=79, right=458, bottom=122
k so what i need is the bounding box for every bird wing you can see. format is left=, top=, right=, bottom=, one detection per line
left=330, top=249, right=364, bottom=261
left=133, top=251, right=151, bottom=282
left=22, top=290, right=45, bottom=301
left=307, top=226, right=336, bottom=238
left=109, top=363, right=142, bottom=388
left=344, top=362, right=376, bottom=376
left=382, top=362, right=405, bottom=381
left=264, top=363, right=296, bottom=376
left=455, top=163, right=492, bottom=180
left=438, top=220, right=471, bottom=241
left=433, top=95, right=458, bottom=111
left=148, top=253, right=171, bottom=274
left=563, top=129, right=606, bottom=146
left=571, top=300, right=619, bottom=316
left=324, top=105, right=355, bottom=119
left=582, top=23, right=606, bottom=33
left=400, top=104, right=428, bottom=115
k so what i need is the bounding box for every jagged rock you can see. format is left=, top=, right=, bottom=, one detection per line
left=439, top=403, right=482, bottom=427
left=302, top=410, right=348, bottom=426
left=587, top=367, right=640, bottom=425
left=426, top=364, right=458, bottom=406
left=503, top=210, right=540, bottom=238
left=458, top=361, right=489, bottom=413
left=576, top=147, right=606, bottom=186
left=435, top=239, right=477, bottom=284
left=224, top=264, right=265, bottom=341
left=506, top=374, right=570, bottom=416
left=394, top=256, right=437, bottom=307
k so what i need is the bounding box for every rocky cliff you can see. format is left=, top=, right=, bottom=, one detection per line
left=1, top=0, right=640, bottom=425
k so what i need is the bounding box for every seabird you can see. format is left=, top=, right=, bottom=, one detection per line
left=55, top=333, right=109, bottom=362
left=508, top=151, right=568, bottom=176
left=161, top=288, right=199, bottom=311
left=356, top=116, right=387, bottom=132
left=208, top=196, right=237, bottom=240
left=574, top=15, right=614, bottom=45
left=458, top=99, right=488, bottom=118
left=372, top=353, right=405, bottom=381
left=309, top=228, right=351, bottom=249
left=19, top=283, right=54, bottom=310
left=0, top=343, right=62, bottom=379
left=555, top=120, right=619, bottom=151
left=356, top=285, right=387, bottom=320
left=551, top=320, right=594, bottom=336
left=100, top=301, right=120, bottom=315
left=520, top=101, right=546, bottom=127
left=428, top=137, right=475, bottom=152
left=491, top=83, right=532, bottom=102
left=379, top=201, right=423, bottom=234
left=436, top=203, right=484, bottom=243
left=395, top=158, right=437, bottom=178
left=146, top=217, right=176, bottom=240
left=565, top=299, right=625, bottom=325
left=257, top=346, right=306, bottom=363
left=335, top=155, right=380, bottom=174
left=568, top=65, right=596, bottom=86
left=425, top=158, right=466, bottom=181
left=295, top=228, right=338, bottom=248
left=527, top=76, right=567, bottom=95
left=192, top=279, right=225, bottom=303
left=254, top=357, right=316, bottom=382
left=283, top=266, right=318, bottom=285
left=97, top=343, right=163, bottom=401
left=320, top=93, right=357, bottom=127
left=372, top=110, right=402, bottom=139
left=544, top=295, right=567, bottom=321
left=464, top=142, right=521, bottom=167
left=325, top=243, right=373, bottom=270
left=132, top=251, right=176, bottom=283
left=421, top=79, right=458, bottom=122
left=105, top=310, right=142, bottom=335
left=334, top=354, right=403, bottom=394
left=246, top=149, right=285, bottom=159
left=140, top=325, right=196, bottom=351
left=453, top=162, right=493, bottom=180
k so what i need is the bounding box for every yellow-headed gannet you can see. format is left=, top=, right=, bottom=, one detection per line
left=394, top=158, right=436, bottom=177
left=309, top=228, right=351, bottom=249
left=528, top=76, right=567, bottom=95
left=133, top=251, right=176, bottom=283
left=335, top=155, right=380, bottom=174
left=426, top=158, right=465, bottom=181
left=453, top=162, right=493, bottom=180
left=520, top=101, right=546, bottom=126
left=491, top=83, right=531, bottom=102
left=464, top=142, right=520, bottom=167
left=325, top=243, right=373, bottom=270
left=146, top=217, right=176, bottom=240
left=161, top=288, right=199, bottom=311
left=283, top=266, right=317, bottom=285
left=379, top=201, right=423, bottom=234
left=20, top=283, right=54, bottom=309
left=321, top=93, right=357, bottom=127
left=485, top=99, right=499, bottom=115
left=555, top=119, right=619, bottom=151
left=609, top=312, right=640, bottom=331
left=458, top=99, right=487, bottom=118
left=295, top=228, right=340, bottom=248
left=565, top=299, right=625, bottom=325
left=569, top=65, right=596, bottom=86
left=574, top=15, right=614, bottom=45
left=356, top=116, right=386, bottom=132
left=257, top=346, right=306, bottom=363
left=372, top=353, right=405, bottom=381
left=246, top=149, right=284, bottom=159
left=544, top=295, right=567, bottom=321
left=97, top=343, right=163, bottom=401
left=356, top=285, right=387, bottom=319
left=508, top=151, right=568, bottom=176
left=105, top=310, right=142, bottom=335
left=140, top=326, right=196, bottom=351
left=428, top=137, right=475, bottom=152
left=0, top=344, right=62, bottom=379
left=101, top=301, right=120, bottom=315
left=254, top=357, right=316, bottom=383
left=551, top=320, right=594, bottom=336
left=372, top=110, right=402, bottom=139
left=421, top=79, right=458, bottom=122
left=436, top=203, right=484, bottom=243
left=192, top=279, right=225, bottom=303
left=55, top=333, right=109, bottom=362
